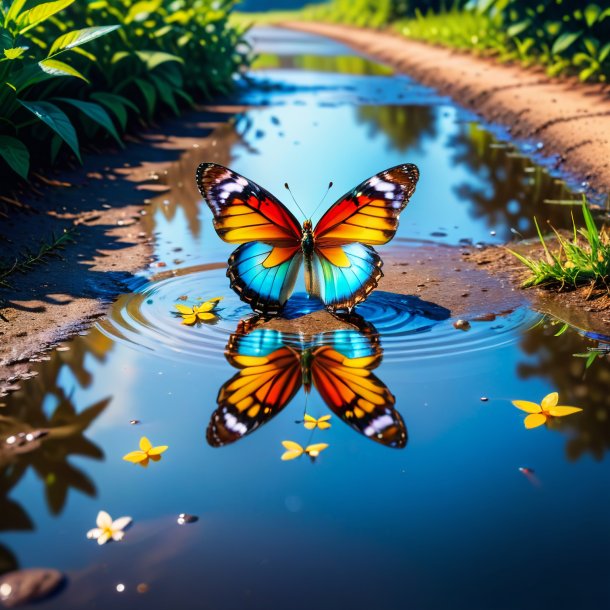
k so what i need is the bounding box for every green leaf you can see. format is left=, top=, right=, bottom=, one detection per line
left=39, top=58, right=88, bottom=81
left=18, top=99, right=80, bottom=162
left=601, top=42, right=610, bottom=62
left=583, top=37, right=598, bottom=56
left=552, top=32, right=581, bottom=55
left=150, top=74, right=179, bottom=115
left=90, top=91, right=133, bottom=130
left=506, top=20, right=531, bottom=38
left=134, top=77, right=156, bottom=117
left=136, top=50, right=183, bottom=70
left=0, top=135, right=29, bottom=178
left=584, top=4, right=601, bottom=27
left=49, top=25, right=121, bottom=56
left=554, top=322, right=569, bottom=337
left=16, top=0, right=76, bottom=34
left=3, top=46, right=28, bottom=59
left=56, top=97, right=123, bottom=146
left=5, top=0, right=29, bottom=24
left=125, top=0, right=163, bottom=24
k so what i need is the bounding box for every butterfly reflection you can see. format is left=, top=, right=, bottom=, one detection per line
left=207, top=317, right=406, bottom=449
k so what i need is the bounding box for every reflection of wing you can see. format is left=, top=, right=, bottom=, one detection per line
left=197, top=163, right=303, bottom=314
left=310, top=343, right=407, bottom=448
left=207, top=330, right=302, bottom=447
left=310, top=164, right=419, bottom=310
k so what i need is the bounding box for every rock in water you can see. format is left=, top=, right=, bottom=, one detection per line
left=0, top=568, right=64, bottom=607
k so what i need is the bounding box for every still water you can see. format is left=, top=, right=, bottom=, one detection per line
left=1, top=27, right=609, bottom=610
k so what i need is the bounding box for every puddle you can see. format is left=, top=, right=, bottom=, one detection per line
left=1, top=27, right=609, bottom=610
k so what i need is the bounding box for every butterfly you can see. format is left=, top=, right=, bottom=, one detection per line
left=196, top=162, right=419, bottom=314
left=206, top=320, right=407, bottom=449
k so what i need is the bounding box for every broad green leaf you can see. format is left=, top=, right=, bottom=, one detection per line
left=56, top=97, right=123, bottom=146
left=39, top=58, right=88, bottom=81
left=583, top=37, right=598, bottom=56
left=49, top=25, right=121, bottom=56
left=16, top=0, right=76, bottom=34
left=134, top=77, right=156, bottom=116
left=125, top=0, right=162, bottom=24
left=600, top=42, right=610, bottom=62
left=506, top=19, right=531, bottom=38
left=0, top=135, right=29, bottom=178
left=150, top=74, right=178, bottom=115
left=584, top=4, right=601, bottom=27
left=3, top=46, right=27, bottom=59
left=5, top=0, right=28, bottom=24
left=136, top=50, right=183, bottom=70
left=90, top=91, right=134, bottom=130
left=18, top=99, right=80, bottom=162
left=552, top=32, right=581, bottom=55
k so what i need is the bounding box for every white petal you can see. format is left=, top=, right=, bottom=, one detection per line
left=86, top=528, right=102, bottom=540
left=96, top=510, right=112, bottom=528
left=111, top=516, right=132, bottom=532
left=97, top=531, right=111, bottom=545
left=111, top=531, right=125, bottom=542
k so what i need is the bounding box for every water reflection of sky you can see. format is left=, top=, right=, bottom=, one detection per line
left=1, top=26, right=609, bottom=610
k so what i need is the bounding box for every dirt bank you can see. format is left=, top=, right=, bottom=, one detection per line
left=0, top=108, right=236, bottom=396
left=281, top=22, right=610, bottom=195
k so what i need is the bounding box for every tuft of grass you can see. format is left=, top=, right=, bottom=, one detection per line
left=0, top=229, right=75, bottom=288
left=508, top=197, right=610, bottom=293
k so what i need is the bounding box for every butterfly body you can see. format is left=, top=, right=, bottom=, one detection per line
left=197, top=163, right=419, bottom=314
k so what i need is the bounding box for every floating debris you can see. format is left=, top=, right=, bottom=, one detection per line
left=303, top=414, right=331, bottom=430
left=129, top=419, right=140, bottom=425
left=123, top=437, right=168, bottom=467
left=480, top=397, right=489, bottom=402
left=512, top=392, right=582, bottom=429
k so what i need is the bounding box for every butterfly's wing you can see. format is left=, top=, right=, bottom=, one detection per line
left=309, top=164, right=419, bottom=310
left=196, top=163, right=303, bottom=314
left=310, top=329, right=407, bottom=448
left=207, top=329, right=302, bottom=447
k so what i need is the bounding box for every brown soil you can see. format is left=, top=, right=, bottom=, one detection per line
left=281, top=22, right=610, bottom=195
left=0, top=108, right=236, bottom=395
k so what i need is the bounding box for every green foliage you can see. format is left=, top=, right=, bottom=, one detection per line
left=309, top=0, right=610, bottom=81
left=508, top=198, right=610, bottom=291
left=0, top=0, right=248, bottom=180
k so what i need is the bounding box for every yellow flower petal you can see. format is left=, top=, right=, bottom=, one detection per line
left=175, top=304, right=194, bottom=315
left=512, top=400, right=542, bottom=414
left=139, top=437, right=152, bottom=452
left=303, top=414, right=316, bottom=430
left=541, top=392, right=559, bottom=409
left=305, top=443, right=329, bottom=457
left=208, top=297, right=223, bottom=303
left=196, top=312, right=215, bottom=321
left=195, top=302, right=215, bottom=313
left=181, top=314, right=197, bottom=325
left=281, top=440, right=304, bottom=460
left=148, top=445, right=168, bottom=456
left=317, top=421, right=332, bottom=430
left=318, top=415, right=331, bottom=422
left=548, top=406, right=582, bottom=417
left=123, top=450, right=146, bottom=463
left=524, top=413, right=547, bottom=429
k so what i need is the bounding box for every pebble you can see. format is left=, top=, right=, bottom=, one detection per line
left=480, top=397, right=489, bottom=402
left=177, top=513, right=198, bottom=525
left=453, top=320, right=471, bottom=331
left=129, top=420, right=140, bottom=425
left=0, top=569, right=64, bottom=608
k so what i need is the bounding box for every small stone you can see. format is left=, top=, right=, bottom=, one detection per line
left=453, top=319, right=471, bottom=331
left=177, top=513, right=198, bottom=525
left=129, top=420, right=140, bottom=425
left=480, top=397, right=489, bottom=402
left=0, top=569, right=64, bottom=608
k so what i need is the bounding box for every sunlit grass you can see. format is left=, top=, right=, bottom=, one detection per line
left=508, top=199, right=610, bottom=292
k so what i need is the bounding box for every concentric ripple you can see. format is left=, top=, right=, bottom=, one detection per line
left=97, top=264, right=541, bottom=364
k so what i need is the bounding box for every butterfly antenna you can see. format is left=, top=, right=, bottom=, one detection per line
left=309, top=181, right=334, bottom=220
left=284, top=182, right=307, bottom=220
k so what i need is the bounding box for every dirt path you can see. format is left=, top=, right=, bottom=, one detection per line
left=281, top=22, right=610, bottom=195
left=0, top=108, right=235, bottom=395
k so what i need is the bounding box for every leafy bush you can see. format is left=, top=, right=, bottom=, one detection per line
left=308, top=0, right=610, bottom=82
left=0, top=0, right=247, bottom=181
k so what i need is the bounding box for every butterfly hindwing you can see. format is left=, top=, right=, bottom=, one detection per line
left=306, top=242, right=382, bottom=311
